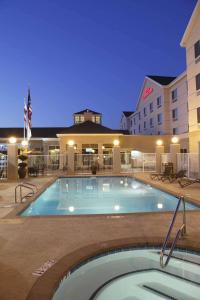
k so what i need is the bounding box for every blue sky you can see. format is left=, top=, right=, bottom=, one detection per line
left=0, top=0, right=197, bottom=128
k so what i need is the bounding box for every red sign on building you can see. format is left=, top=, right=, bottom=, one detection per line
left=142, top=87, right=153, bottom=100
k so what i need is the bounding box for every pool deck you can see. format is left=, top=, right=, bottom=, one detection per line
left=0, top=173, right=200, bottom=300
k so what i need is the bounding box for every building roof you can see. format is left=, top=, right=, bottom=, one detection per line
left=181, top=0, right=200, bottom=47
left=73, top=109, right=101, bottom=115
left=147, top=75, right=176, bottom=85
left=0, top=123, right=129, bottom=139
left=122, top=111, right=134, bottom=117
left=58, top=121, right=128, bottom=135
left=0, top=127, right=66, bottom=139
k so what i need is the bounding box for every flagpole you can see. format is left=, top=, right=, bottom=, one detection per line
left=24, top=97, right=26, bottom=141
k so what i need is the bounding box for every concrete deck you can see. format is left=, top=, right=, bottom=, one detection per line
left=0, top=174, right=200, bottom=300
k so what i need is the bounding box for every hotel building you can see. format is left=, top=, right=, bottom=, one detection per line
left=121, top=0, right=200, bottom=153
left=181, top=0, right=200, bottom=152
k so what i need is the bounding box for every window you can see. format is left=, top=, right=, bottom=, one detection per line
left=150, top=102, right=153, bottom=112
left=143, top=107, right=147, bottom=117
left=157, top=96, right=162, bottom=107
left=144, top=121, right=146, bottom=130
left=194, top=40, right=200, bottom=59
left=196, top=73, right=200, bottom=91
left=139, top=124, right=141, bottom=132
left=150, top=118, right=153, bottom=127
left=138, top=112, right=141, bottom=120
left=171, top=89, right=178, bottom=102
left=197, top=107, right=200, bottom=123
left=172, top=108, right=178, bottom=121
left=173, top=128, right=178, bottom=135
left=133, top=118, right=136, bottom=125
left=75, top=115, right=84, bottom=123
left=157, top=113, right=162, bottom=125
left=133, top=129, right=136, bottom=134
left=95, top=116, right=101, bottom=123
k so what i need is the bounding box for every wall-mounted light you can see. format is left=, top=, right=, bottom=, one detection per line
left=156, top=139, right=163, bottom=146
left=113, top=139, right=120, bottom=146
left=68, top=140, right=75, bottom=146
left=171, top=136, right=179, bottom=144
left=21, top=140, right=28, bottom=147
left=9, top=137, right=17, bottom=144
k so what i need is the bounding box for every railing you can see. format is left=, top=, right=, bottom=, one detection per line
left=177, top=153, right=199, bottom=179
left=121, top=152, right=156, bottom=173
left=74, top=154, right=113, bottom=173
left=0, top=154, right=8, bottom=179
left=15, top=182, right=37, bottom=203
left=160, top=196, right=186, bottom=268
left=28, top=154, right=68, bottom=176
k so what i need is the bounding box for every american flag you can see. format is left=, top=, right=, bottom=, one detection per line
left=24, top=98, right=27, bottom=123
left=27, top=88, right=32, bottom=140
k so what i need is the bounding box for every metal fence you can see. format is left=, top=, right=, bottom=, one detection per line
left=28, top=154, right=68, bottom=176
left=74, top=154, right=113, bottom=173
left=177, top=153, right=199, bottom=179
left=0, top=154, right=7, bottom=179
left=121, top=152, right=156, bottom=173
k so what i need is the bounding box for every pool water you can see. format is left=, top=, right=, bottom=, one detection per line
left=21, top=176, right=199, bottom=216
left=52, top=248, right=200, bottom=300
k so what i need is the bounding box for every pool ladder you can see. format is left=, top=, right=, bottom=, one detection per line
left=15, top=182, right=37, bottom=203
left=160, top=196, right=186, bottom=268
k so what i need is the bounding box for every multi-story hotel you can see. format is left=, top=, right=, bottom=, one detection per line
left=181, top=0, right=200, bottom=152
left=121, top=0, right=200, bottom=153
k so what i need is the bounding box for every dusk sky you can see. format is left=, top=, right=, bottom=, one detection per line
left=0, top=0, right=197, bottom=129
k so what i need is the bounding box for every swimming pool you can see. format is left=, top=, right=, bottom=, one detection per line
left=52, top=248, right=200, bottom=300
left=21, top=176, right=199, bottom=216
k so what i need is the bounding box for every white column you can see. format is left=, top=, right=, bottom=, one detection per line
left=7, top=144, right=18, bottom=180
left=113, top=145, right=121, bottom=174
left=170, top=143, right=180, bottom=173
left=155, top=145, right=164, bottom=173
left=67, top=146, right=75, bottom=174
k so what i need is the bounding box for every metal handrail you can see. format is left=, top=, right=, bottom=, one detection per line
left=160, top=196, right=186, bottom=268
left=15, top=183, right=36, bottom=203
left=23, top=181, right=37, bottom=192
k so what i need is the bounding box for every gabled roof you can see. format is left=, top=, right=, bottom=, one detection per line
left=74, top=109, right=101, bottom=115
left=0, top=127, right=66, bottom=138
left=58, top=121, right=128, bottom=135
left=122, top=111, right=134, bottom=117
left=147, top=75, right=176, bottom=85
left=181, top=0, right=200, bottom=47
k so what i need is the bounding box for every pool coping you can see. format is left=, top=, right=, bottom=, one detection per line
left=26, top=237, right=200, bottom=300
left=5, top=174, right=200, bottom=219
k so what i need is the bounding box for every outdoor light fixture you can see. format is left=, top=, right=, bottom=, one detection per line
left=156, top=139, right=163, bottom=146
left=68, top=140, right=75, bottom=146
left=68, top=206, right=75, bottom=212
left=9, top=137, right=17, bottom=144
left=113, top=139, right=120, bottom=146
left=114, top=205, right=120, bottom=211
left=171, top=136, right=179, bottom=144
left=21, top=140, right=28, bottom=147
